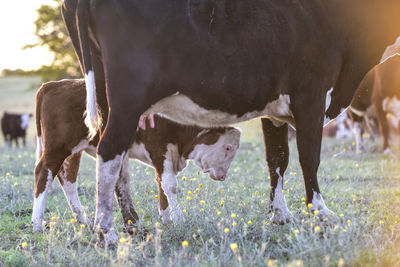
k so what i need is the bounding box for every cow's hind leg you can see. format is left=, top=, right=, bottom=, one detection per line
left=57, top=152, right=90, bottom=225
left=32, top=153, right=65, bottom=232
left=115, top=155, right=140, bottom=235
left=95, top=105, right=144, bottom=246
left=293, top=95, right=333, bottom=219
left=261, top=118, right=291, bottom=224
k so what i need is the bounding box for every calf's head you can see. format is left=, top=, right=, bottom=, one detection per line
left=189, top=127, right=241, bottom=181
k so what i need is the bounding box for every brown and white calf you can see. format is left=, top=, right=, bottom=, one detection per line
left=348, top=54, right=400, bottom=154
left=32, top=79, right=241, bottom=232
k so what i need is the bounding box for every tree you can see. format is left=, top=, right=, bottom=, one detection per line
left=24, top=0, right=81, bottom=81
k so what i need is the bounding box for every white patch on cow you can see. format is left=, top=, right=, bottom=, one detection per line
left=32, top=169, right=53, bottom=232
left=270, top=167, right=291, bottom=224
left=84, top=70, right=101, bottom=138
left=325, top=88, right=334, bottom=112
left=94, top=153, right=125, bottom=245
left=324, top=115, right=332, bottom=126
left=142, top=94, right=294, bottom=128
left=129, top=142, right=153, bottom=166
left=353, top=122, right=364, bottom=154
left=311, top=191, right=333, bottom=217
left=71, top=139, right=91, bottom=155
left=159, top=207, right=172, bottom=225
left=35, top=136, right=43, bottom=165
left=161, top=152, right=185, bottom=224
left=188, top=128, right=240, bottom=180
left=21, top=113, right=30, bottom=129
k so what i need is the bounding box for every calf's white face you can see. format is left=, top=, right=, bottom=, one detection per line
left=189, top=128, right=241, bottom=181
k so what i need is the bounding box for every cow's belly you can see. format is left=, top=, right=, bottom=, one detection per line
left=143, top=93, right=294, bottom=127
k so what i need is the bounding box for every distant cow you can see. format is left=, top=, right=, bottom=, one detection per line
left=63, top=0, right=400, bottom=243
left=349, top=54, right=400, bottom=154
left=1, top=112, right=31, bottom=147
left=32, top=79, right=241, bottom=233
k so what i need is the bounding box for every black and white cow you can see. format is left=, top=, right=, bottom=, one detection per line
left=1, top=111, right=31, bottom=147
left=63, top=0, right=400, bottom=244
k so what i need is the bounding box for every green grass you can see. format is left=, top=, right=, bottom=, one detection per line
left=1, top=77, right=400, bottom=266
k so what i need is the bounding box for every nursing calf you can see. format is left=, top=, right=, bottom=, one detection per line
left=32, top=79, right=240, bottom=232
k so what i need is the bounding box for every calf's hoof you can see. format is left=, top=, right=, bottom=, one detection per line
left=271, top=209, right=292, bottom=225
left=170, top=209, right=186, bottom=224
left=159, top=208, right=173, bottom=225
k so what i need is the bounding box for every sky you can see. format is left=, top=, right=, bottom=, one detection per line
left=0, top=0, right=56, bottom=72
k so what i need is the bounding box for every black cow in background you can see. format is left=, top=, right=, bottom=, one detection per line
left=1, top=112, right=32, bottom=147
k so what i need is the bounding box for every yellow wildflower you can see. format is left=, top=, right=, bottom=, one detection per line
left=182, top=240, right=189, bottom=247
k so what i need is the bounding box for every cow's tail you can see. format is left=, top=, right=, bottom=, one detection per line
left=77, top=0, right=101, bottom=139
left=35, top=85, right=44, bottom=165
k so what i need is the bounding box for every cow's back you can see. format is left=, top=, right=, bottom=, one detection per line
left=37, top=79, right=89, bottom=152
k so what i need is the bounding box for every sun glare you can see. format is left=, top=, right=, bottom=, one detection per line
left=0, top=1, right=55, bottom=72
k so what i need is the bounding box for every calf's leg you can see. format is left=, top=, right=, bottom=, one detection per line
left=261, top=118, right=291, bottom=224
left=32, top=153, right=65, bottom=232
left=156, top=172, right=172, bottom=224
left=157, top=159, right=184, bottom=224
left=57, top=152, right=90, bottom=225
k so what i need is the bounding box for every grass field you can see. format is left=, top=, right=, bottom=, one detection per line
left=0, top=76, right=400, bottom=266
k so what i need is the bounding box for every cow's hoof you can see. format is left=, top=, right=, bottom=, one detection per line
left=96, top=229, right=118, bottom=249
left=170, top=209, right=186, bottom=224
left=271, top=209, right=292, bottom=225
left=32, top=219, right=44, bottom=233
left=383, top=148, right=391, bottom=155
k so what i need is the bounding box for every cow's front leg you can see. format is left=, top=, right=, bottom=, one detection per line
left=158, top=162, right=185, bottom=224
left=293, top=97, right=333, bottom=218
left=115, top=155, right=140, bottom=235
left=261, top=118, right=292, bottom=224
left=95, top=105, right=141, bottom=246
